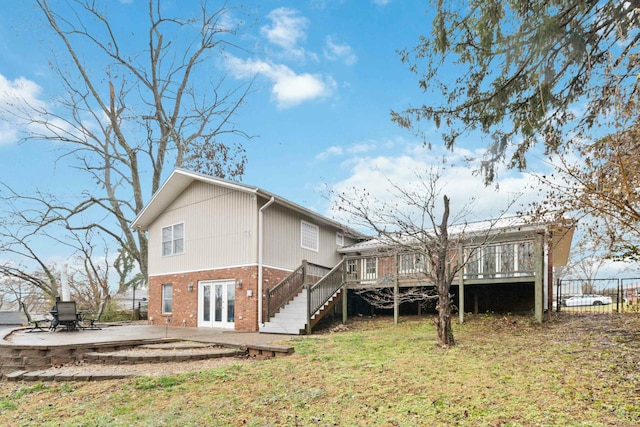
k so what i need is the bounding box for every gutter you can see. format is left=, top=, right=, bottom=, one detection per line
left=258, top=196, right=276, bottom=327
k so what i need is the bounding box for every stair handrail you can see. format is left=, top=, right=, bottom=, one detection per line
left=306, top=260, right=344, bottom=333
left=266, top=260, right=331, bottom=321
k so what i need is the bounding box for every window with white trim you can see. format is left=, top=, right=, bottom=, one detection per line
left=346, top=259, right=357, bottom=279
left=162, top=284, right=173, bottom=314
left=301, top=220, right=319, bottom=252
left=336, top=232, right=344, bottom=246
left=399, top=253, right=426, bottom=275
left=162, top=223, right=184, bottom=256
left=362, top=257, right=377, bottom=281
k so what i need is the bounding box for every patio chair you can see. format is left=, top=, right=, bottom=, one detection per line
left=55, top=301, right=78, bottom=332
left=85, top=301, right=105, bottom=330
left=21, top=303, right=50, bottom=333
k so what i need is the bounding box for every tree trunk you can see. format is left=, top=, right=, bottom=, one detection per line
left=435, top=194, right=454, bottom=348
left=436, top=287, right=454, bottom=347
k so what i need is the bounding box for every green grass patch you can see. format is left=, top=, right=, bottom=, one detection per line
left=1, top=313, right=639, bottom=426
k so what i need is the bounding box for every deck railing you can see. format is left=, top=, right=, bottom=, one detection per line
left=265, top=260, right=331, bottom=321
left=306, top=261, right=344, bottom=333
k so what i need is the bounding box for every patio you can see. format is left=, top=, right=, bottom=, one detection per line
left=0, top=323, right=295, bottom=381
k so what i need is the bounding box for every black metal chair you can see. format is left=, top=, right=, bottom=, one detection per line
left=85, top=301, right=105, bottom=330
left=55, top=301, right=78, bottom=332
left=21, top=303, right=50, bottom=333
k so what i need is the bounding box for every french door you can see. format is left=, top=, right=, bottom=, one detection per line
left=198, top=280, right=235, bottom=328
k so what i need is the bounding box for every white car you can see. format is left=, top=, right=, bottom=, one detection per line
left=563, top=294, right=613, bottom=307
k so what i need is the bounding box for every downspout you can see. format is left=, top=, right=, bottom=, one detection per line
left=258, top=196, right=276, bottom=327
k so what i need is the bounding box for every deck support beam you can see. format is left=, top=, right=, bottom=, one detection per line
left=458, top=246, right=464, bottom=324
left=534, top=232, right=544, bottom=322
left=393, top=267, right=399, bottom=326
left=342, top=284, right=348, bottom=324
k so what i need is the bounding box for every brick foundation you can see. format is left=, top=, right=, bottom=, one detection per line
left=148, top=266, right=290, bottom=332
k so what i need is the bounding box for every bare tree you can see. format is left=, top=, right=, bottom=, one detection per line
left=0, top=192, right=63, bottom=300
left=559, top=235, right=610, bottom=284
left=527, top=74, right=640, bottom=261
left=0, top=276, right=49, bottom=316
left=65, top=232, right=112, bottom=312
left=0, top=187, right=123, bottom=312
left=332, top=168, right=504, bottom=348
left=2, top=0, right=253, bottom=281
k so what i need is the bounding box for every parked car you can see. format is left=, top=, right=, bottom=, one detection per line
left=562, top=294, right=613, bottom=307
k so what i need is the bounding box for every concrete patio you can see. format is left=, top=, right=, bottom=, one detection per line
left=3, top=323, right=294, bottom=347
left=1, top=323, right=296, bottom=381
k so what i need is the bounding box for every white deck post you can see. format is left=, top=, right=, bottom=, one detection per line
left=534, top=232, right=544, bottom=322
left=458, top=246, right=464, bottom=324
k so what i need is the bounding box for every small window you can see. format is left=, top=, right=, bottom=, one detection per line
left=518, top=241, right=534, bottom=272
left=162, top=284, right=173, bottom=314
left=336, top=232, right=344, bottom=246
left=162, top=223, right=184, bottom=256
left=362, top=257, right=377, bottom=280
left=301, top=220, right=319, bottom=252
left=399, top=253, right=426, bottom=275
left=346, top=259, right=357, bottom=279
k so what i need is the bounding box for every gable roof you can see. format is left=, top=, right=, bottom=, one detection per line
left=131, top=168, right=367, bottom=239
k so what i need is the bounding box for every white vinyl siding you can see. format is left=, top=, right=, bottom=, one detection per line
left=301, top=220, right=319, bottom=252
left=148, top=182, right=257, bottom=275
left=162, top=284, right=173, bottom=314
left=261, top=203, right=345, bottom=270
left=162, top=223, right=184, bottom=256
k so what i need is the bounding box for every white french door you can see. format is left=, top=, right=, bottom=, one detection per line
left=198, top=280, right=235, bottom=328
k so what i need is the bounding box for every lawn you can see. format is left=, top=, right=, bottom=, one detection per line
left=0, top=313, right=638, bottom=426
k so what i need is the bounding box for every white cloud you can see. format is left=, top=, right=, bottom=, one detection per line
left=261, top=8, right=309, bottom=58
left=348, top=142, right=376, bottom=154
left=324, top=36, right=357, bottom=66
left=327, top=142, right=545, bottom=228
left=226, top=56, right=336, bottom=108
left=316, top=141, right=378, bottom=161
left=372, top=0, right=392, bottom=6
left=0, top=74, right=45, bottom=145
left=316, top=146, right=343, bottom=160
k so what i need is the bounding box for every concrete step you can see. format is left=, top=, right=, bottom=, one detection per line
left=84, top=346, right=244, bottom=365
left=260, top=322, right=305, bottom=335
left=6, top=369, right=133, bottom=382
left=262, top=291, right=308, bottom=334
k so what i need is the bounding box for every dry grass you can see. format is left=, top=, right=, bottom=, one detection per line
left=1, top=313, right=639, bottom=426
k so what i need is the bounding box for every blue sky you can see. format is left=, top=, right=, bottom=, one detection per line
left=3, top=0, right=619, bottom=274
left=0, top=0, right=535, bottom=218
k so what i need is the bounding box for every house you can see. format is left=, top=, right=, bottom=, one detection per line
left=339, top=216, right=575, bottom=324
left=132, top=169, right=575, bottom=334
left=131, top=169, right=366, bottom=332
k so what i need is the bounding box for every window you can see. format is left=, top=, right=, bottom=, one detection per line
left=465, top=249, right=480, bottom=276
left=518, top=242, right=534, bottom=272
left=346, top=259, right=357, bottom=279
left=336, top=232, right=344, bottom=246
left=362, top=257, right=377, bottom=280
left=500, top=244, right=515, bottom=273
left=162, top=223, right=184, bottom=256
left=399, top=253, right=426, bottom=275
left=162, top=284, right=173, bottom=314
left=483, top=246, right=497, bottom=275
left=301, top=220, right=319, bottom=251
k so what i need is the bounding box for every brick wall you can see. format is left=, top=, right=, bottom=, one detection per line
left=148, top=265, right=290, bottom=332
